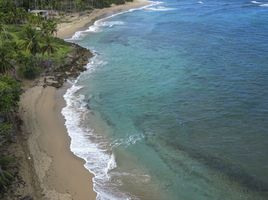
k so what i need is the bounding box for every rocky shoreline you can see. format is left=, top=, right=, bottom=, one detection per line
left=1, top=43, right=93, bottom=200
left=3, top=1, right=150, bottom=199
left=39, top=43, right=93, bottom=88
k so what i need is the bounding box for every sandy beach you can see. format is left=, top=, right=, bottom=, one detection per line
left=20, top=84, right=96, bottom=200
left=18, top=1, right=150, bottom=200
left=57, top=0, right=150, bottom=39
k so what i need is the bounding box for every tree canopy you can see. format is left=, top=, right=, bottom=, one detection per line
left=0, top=76, right=20, bottom=115
left=0, top=0, right=133, bottom=11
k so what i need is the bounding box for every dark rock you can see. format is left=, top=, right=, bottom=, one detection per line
left=20, top=195, right=33, bottom=200
left=42, top=43, right=93, bottom=88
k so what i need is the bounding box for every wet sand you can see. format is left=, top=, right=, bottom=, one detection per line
left=57, top=0, right=150, bottom=39
left=19, top=1, right=150, bottom=199
left=20, top=85, right=96, bottom=200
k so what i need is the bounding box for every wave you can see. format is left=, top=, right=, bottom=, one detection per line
left=105, top=153, right=117, bottom=177
left=67, top=1, right=161, bottom=41
left=250, top=0, right=268, bottom=7
left=259, top=3, right=268, bottom=7
left=62, top=2, right=162, bottom=199
left=198, top=1, right=204, bottom=4
left=67, top=21, right=125, bottom=41
left=62, top=54, right=131, bottom=200
left=145, top=6, right=177, bottom=11
left=62, top=53, right=152, bottom=200
left=98, top=21, right=125, bottom=28
left=251, top=0, right=261, bottom=4
left=63, top=19, right=150, bottom=200
left=111, top=133, right=145, bottom=148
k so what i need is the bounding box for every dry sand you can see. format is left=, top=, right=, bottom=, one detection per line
left=57, top=0, right=150, bottom=39
left=20, top=84, right=96, bottom=200
left=19, top=1, right=150, bottom=200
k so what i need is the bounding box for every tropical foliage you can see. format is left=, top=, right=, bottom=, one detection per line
left=0, top=0, right=70, bottom=78
left=0, top=76, right=20, bottom=114
left=0, top=0, right=133, bottom=194
left=0, top=75, right=20, bottom=191
left=0, top=0, right=63, bottom=193
left=14, top=0, right=133, bottom=11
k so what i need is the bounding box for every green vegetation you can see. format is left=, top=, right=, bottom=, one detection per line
left=0, top=1, right=71, bottom=79
left=0, top=76, right=20, bottom=114
left=0, top=0, right=72, bottom=194
left=0, top=0, right=132, bottom=195
left=14, top=0, right=133, bottom=11
left=0, top=156, right=14, bottom=190
left=0, top=76, right=20, bottom=192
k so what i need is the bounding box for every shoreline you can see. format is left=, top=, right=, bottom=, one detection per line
left=19, top=0, right=151, bottom=199
left=20, top=84, right=96, bottom=200
left=57, top=0, right=151, bottom=39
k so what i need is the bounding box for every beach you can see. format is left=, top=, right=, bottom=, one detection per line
left=19, top=0, right=150, bottom=199
left=57, top=0, right=150, bottom=39
left=20, top=84, right=96, bottom=200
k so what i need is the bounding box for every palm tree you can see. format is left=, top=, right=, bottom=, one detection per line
left=15, top=8, right=27, bottom=24
left=0, top=22, right=4, bottom=34
left=27, top=14, right=42, bottom=28
left=41, top=36, right=57, bottom=55
left=47, top=19, right=57, bottom=36
left=6, top=11, right=15, bottom=24
left=0, top=22, right=14, bottom=40
left=20, top=25, right=41, bottom=55
left=40, top=19, right=57, bottom=37
left=0, top=45, right=14, bottom=74
left=0, top=163, right=13, bottom=190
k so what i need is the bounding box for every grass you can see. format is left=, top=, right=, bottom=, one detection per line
left=4, top=24, right=73, bottom=72
left=43, top=37, right=72, bottom=64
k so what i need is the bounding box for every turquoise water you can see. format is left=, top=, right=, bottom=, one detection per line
left=63, top=0, right=268, bottom=199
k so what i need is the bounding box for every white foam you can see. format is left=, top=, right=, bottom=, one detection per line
left=111, top=133, right=145, bottom=148
left=105, top=153, right=117, bottom=177
left=67, top=1, right=162, bottom=41
left=62, top=54, right=141, bottom=200
left=62, top=54, right=122, bottom=199
left=98, top=21, right=125, bottom=28
left=198, top=1, right=204, bottom=4
left=250, top=0, right=268, bottom=7
left=260, top=3, right=268, bottom=6
left=62, top=3, right=161, bottom=199
left=251, top=0, right=261, bottom=4
left=145, top=6, right=177, bottom=11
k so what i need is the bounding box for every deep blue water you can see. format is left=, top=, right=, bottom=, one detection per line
left=63, top=0, right=268, bottom=199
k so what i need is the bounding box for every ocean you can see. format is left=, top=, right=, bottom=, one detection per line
left=62, top=0, right=268, bottom=199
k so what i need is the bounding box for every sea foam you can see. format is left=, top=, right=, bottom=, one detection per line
left=62, top=2, right=161, bottom=199
left=259, top=3, right=268, bottom=7
left=62, top=55, right=133, bottom=200
left=251, top=0, right=261, bottom=3
left=145, top=6, right=177, bottom=11
left=111, top=133, right=145, bottom=149
left=67, top=1, right=162, bottom=41
left=250, top=0, right=268, bottom=7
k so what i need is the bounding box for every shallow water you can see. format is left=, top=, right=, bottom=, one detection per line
left=62, top=0, right=268, bottom=199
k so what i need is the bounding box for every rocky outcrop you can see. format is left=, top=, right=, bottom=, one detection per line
left=42, top=43, right=93, bottom=88
left=1, top=42, right=93, bottom=200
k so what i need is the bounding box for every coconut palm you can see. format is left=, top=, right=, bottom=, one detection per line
left=27, top=14, right=42, bottom=28
left=41, top=19, right=57, bottom=36
left=20, top=25, right=41, bottom=55
left=0, top=45, right=14, bottom=74
left=0, top=22, right=14, bottom=40
left=41, top=36, right=58, bottom=55
left=14, top=8, right=27, bottom=24
left=47, top=19, right=57, bottom=36
left=0, top=162, right=13, bottom=190
left=0, top=22, right=4, bottom=34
